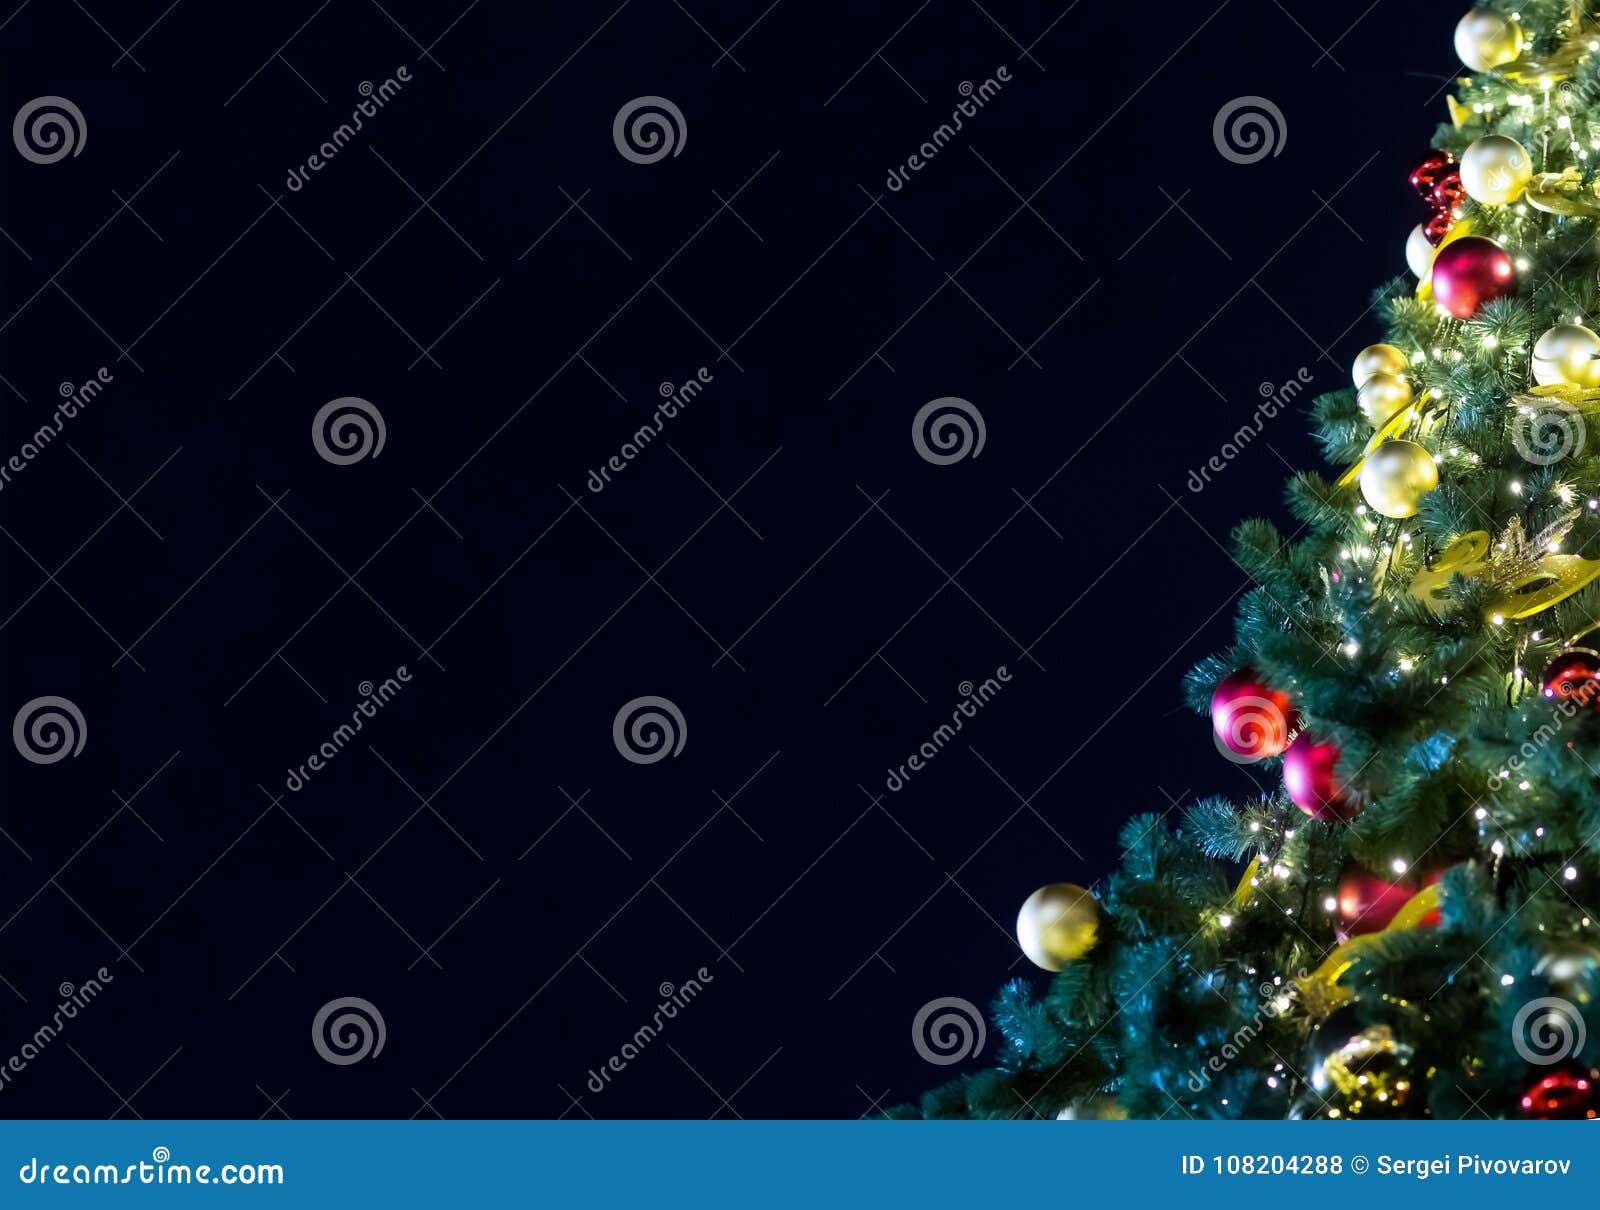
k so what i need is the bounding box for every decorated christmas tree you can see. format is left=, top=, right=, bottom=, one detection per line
left=903, top=1, right=1600, bottom=1121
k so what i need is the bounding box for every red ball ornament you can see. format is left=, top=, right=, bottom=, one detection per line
left=1430, top=236, right=1516, bottom=319
left=1282, top=732, right=1356, bottom=821
left=1210, top=668, right=1296, bottom=761
left=1520, top=1069, right=1598, bottom=1119
left=1423, top=209, right=1454, bottom=246
left=1337, top=867, right=1443, bottom=935
left=1430, top=165, right=1466, bottom=213
left=1409, top=150, right=1454, bottom=201
left=1541, top=648, right=1600, bottom=705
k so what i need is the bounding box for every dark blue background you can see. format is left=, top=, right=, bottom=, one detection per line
left=0, top=0, right=1459, bottom=1118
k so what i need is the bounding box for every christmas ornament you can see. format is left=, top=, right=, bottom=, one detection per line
left=1429, top=235, right=1515, bottom=318
left=1055, top=1097, right=1128, bottom=1120
left=1526, top=167, right=1600, bottom=217
left=1282, top=732, right=1355, bottom=821
left=1540, top=648, right=1600, bottom=705
left=1406, top=224, right=1436, bottom=277
left=1299, top=884, right=1445, bottom=1018
left=1310, top=1024, right=1427, bottom=1118
left=1424, top=209, right=1454, bottom=245
left=1460, top=135, right=1532, bottom=206
left=1409, top=514, right=1600, bottom=622
left=1533, top=944, right=1600, bottom=1003
left=1520, top=1068, right=1597, bottom=1119
left=1431, top=163, right=1468, bottom=212
left=1358, top=372, right=1414, bottom=428
left=1532, top=323, right=1600, bottom=388
left=1210, top=667, right=1295, bottom=760
left=1016, top=883, right=1098, bottom=972
left=1338, top=867, right=1444, bottom=935
left=1409, top=150, right=1455, bottom=201
left=1351, top=343, right=1408, bottom=390
left=1359, top=439, right=1438, bottom=518
left=1454, top=7, right=1523, bottom=73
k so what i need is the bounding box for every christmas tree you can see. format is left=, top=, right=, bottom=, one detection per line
left=903, top=1, right=1600, bottom=1121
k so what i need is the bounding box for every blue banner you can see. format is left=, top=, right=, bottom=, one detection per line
left=0, top=1121, right=1593, bottom=1205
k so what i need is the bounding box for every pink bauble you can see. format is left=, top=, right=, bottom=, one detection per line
left=1281, top=732, right=1355, bottom=821
left=1429, top=236, right=1515, bottom=319
left=1337, top=867, right=1442, bottom=935
left=1210, top=667, right=1295, bottom=760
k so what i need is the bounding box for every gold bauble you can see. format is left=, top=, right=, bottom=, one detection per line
left=1056, top=1097, right=1127, bottom=1120
left=1308, top=1024, right=1428, bottom=1119
left=1532, top=323, right=1600, bottom=388
left=1454, top=7, right=1523, bottom=72
left=1352, top=343, right=1408, bottom=390
left=1533, top=944, right=1600, bottom=1004
left=1359, top=439, right=1438, bottom=518
left=1460, top=134, right=1532, bottom=206
left=1357, top=371, right=1414, bottom=428
left=1016, top=883, right=1098, bottom=971
left=1405, top=224, right=1436, bottom=279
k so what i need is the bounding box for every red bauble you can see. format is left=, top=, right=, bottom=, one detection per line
left=1210, top=667, right=1296, bottom=760
left=1430, top=165, right=1466, bottom=213
left=1424, top=209, right=1454, bottom=246
left=1541, top=648, right=1600, bottom=705
left=1337, top=867, right=1443, bottom=935
left=1520, top=1069, right=1598, bottom=1119
left=1409, top=150, right=1454, bottom=201
left=1430, top=236, right=1516, bottom=319
left=1282, top=732, right=1356, bottom=820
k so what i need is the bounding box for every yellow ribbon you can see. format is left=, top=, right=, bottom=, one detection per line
left=1297, top=883, right=1443, bottom=1016
left=1232, top=856, right=1261, bottom=909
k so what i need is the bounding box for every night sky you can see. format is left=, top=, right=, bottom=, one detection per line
left=0, top=0, right=1469, bottom=1117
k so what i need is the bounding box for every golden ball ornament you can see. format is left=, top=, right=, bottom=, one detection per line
left=1532, top=323, right=1600, bottom=388
left=1405, top=224, right=1436, bottom=279
left=1056, top=1097, right=1127, bottom=1120
left=1460, top=135, right=1532, bottom=206
left=1533, top=944, right=1600, bottom=1004
left=1454, top=7, right=1522, bottom=72
left=1359, top=439, right=1438, bottom=519
left=1352, top=343, right=1408, bottom=390
left=1016, top=883, right=1099, bottom=971
left=1357, top=371, right=1413, bottom=428
left=1308, top=1024, right=1428, bottom=1119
